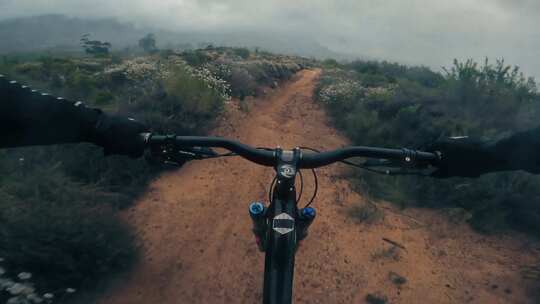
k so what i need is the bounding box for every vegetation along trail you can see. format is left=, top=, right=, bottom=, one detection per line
left=99, top=69, right=539, bottom=303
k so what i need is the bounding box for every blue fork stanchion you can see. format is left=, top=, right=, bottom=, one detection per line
left=297, top=207, right=316, bottom=241
left=249, top=202, right=267, bottom=252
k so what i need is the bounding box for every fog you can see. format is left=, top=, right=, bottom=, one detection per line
left=1, top=0, right=539, bottom=78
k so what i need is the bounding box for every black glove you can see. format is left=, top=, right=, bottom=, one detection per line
left=93, top=113, right=149, bottom=158
left=426, top=137, right=496, bottom=178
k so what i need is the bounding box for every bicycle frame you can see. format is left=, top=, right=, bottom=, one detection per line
left=263, top=174, right=298, bottom=304
left=259, top=148, right=306, bottom=304
left=145, top=134, right=438, bottom=304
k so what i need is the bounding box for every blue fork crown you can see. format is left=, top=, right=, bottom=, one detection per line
left=301, top=207, right=316, bottom=219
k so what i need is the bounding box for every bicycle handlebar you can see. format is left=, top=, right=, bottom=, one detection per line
left=145, top=134, right=439, bottom=169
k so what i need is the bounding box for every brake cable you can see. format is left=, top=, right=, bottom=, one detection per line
left=300, top=146, right=431, bottom=177
left=268, top=175, right=277, bottom=203
left=303, top=168, right=318, bottom=208
left=183, top=146, right=276, bottom=160
left=267, top=168, right=318, bottom=208
left=297, top=169, right=304, bottom=204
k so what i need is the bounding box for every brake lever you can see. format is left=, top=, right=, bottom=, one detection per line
left=362, top=151, right=433, bottom=169
left=380, top=167, right=436, bottom=176
left=361, top=157, right=434, bottom=176
left=147, top=140, right=218, bottom=166
left=180, top=147, right=219, bottom=159
left=362, top=159, right=397, bottom=168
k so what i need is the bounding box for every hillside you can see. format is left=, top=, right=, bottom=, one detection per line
left=0, top=15, right=348, bottom=59
left=0, top=48, right=309, bottom=303
left=97, top=69, right=540, bottom=304
left=0, top=48, right=539, bottom=303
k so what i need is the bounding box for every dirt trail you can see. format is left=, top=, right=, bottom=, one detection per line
left=100, top=69, right=539, bottom=304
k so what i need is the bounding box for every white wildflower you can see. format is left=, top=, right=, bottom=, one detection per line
left=66, top=287, right=76, bottom=293
left=7, top=282, right=26, bottom=295
left=1, top=278, right=15, bottom=288
left=27, top=294, right=43, bottom=303
left=17, top=272, right=32, bottom=280
left=6, top=297, right=20, bottom=304
left=43, top=293, right=54, bottom=299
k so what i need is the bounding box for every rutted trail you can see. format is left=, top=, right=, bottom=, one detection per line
left=100, top=69, right=539, bottom=304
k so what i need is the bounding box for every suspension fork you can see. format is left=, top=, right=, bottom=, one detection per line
left=248, top=148, right=317, bottom=303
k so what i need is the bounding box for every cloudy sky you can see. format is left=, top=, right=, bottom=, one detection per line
left=1, top=0, right=539, bottom=78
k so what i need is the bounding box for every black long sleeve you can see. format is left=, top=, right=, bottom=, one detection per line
left=0, top=74, right=101, bottom=148
left=487, top=126, right=540, bottom=174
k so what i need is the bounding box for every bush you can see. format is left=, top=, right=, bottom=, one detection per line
left=138, top=33, right=157, bottom=54
left=0, top=53, right=227, bottom=297
left=232, top=47, right=250, bottom=59
left=95, top=91, right=114, bottom=105
left=317, top=58, right=540, bottom=236
left=0, top=49, right=302, bottom=298
left=163, top=67, right=224, bottom=129
left=127, top=65, right=225, bottom=134
left=181, top=50, right=211, bottom=67
left=229, top=67, right=257, bottom=98
left=321, top=58, right=340, bottom=69
left=0, top=158, right=137, bottom=292
left=348, top=60, right=444, bottom=88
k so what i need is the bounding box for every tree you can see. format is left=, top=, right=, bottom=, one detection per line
left=80, top=34, right=111, bottom=56
left=138, top=33, right=157, bottom=53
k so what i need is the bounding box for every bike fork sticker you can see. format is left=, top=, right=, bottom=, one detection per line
left=272, top=213, right=295, bottom=235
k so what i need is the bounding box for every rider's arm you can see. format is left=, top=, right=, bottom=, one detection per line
left=429, top=126, right=540, bottom=177
left=0, top=74, right=147, bottom=157
left=489, top=126, right=540, bottom=174
left=0, top=74, right=102, bottom=147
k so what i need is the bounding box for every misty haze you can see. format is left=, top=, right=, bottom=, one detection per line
left=1, top=0, right=540, bottom=78
left=0, top=1, right=539, bottom=304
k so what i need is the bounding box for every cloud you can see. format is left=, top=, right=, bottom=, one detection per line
left=1, top=0, right=539, bottom=78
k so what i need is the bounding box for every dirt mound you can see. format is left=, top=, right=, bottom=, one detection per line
left=99, top=69, right=540, bottom=304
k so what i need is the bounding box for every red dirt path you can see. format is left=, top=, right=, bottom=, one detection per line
left=99, top=69, right=539, bottom=304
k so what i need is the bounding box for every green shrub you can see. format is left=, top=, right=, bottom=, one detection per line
left=163, top=67, right=224, bottom=129
left=232, top=47, right=250, bottom=59
left=0, top=53, right=226, bottom=297
left=0, top=159, right=137, bottom=292
left=95, top=91, right=114, bottom=105
left=229, top=67, right=257, bottom=98
left=127, top=65, right=224, bottom=134
left=321, top=58, right=340, bottom=69
left=348, top=60, right=444, bottom=88
left=317, top=58, right=540, bottom=236
left=0, top=49, right=302, bottom=299
left=181, top=50, right=211, bottom=67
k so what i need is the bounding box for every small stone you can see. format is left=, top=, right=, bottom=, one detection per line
left=366, top=293, right=388, bottom=304
left=389, top=271, right=407, bottom=286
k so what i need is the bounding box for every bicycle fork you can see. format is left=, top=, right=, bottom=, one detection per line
left=248, top=202, right=317, bottom=252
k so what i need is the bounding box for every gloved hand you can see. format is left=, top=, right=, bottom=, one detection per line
left=93, top=113, right=149, bottom=158
left=426, top=137, right=496, bottom=178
